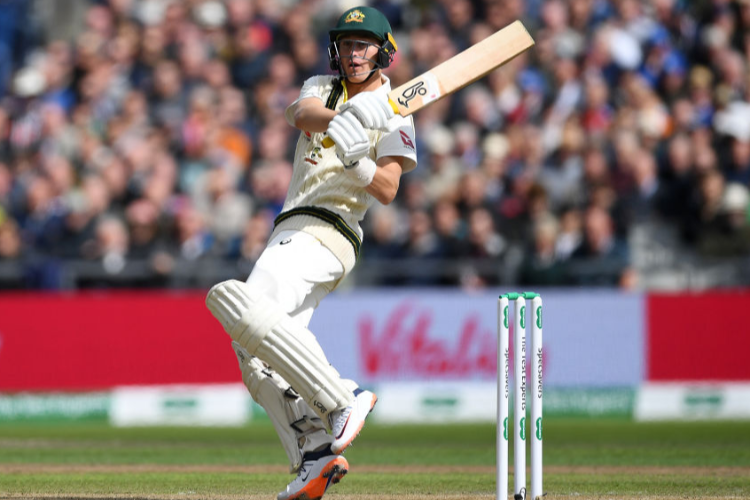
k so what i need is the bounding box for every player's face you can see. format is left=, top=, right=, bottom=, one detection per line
left=336, top=34, right=381, bottom=82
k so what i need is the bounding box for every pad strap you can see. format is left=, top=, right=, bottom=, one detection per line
left=232, top=342, right=332, bottom=472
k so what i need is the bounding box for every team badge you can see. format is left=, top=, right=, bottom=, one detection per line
left=304, top=145, right=323, bottom=165
left=345, top=9, right=365, bottom=23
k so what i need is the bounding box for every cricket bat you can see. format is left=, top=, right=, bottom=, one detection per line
left=323, top=20, right=535, bottom=148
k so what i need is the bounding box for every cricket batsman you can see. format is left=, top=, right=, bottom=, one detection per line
left=205, top=6, right=417, bottom=500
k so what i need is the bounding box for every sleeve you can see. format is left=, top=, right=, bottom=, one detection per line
left=375, top=115, right=418, bottom=173
left=284, top=75, right=334, bottom=126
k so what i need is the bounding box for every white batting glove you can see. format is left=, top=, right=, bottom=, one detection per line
left=326, top=112, right=376, bottom=186
left=339, top=91, right=395, bottom=130
left=327, top=112, right=370, bottom=167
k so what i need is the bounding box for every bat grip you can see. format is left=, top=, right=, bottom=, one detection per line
left=388, top=98, right=399, bottom=114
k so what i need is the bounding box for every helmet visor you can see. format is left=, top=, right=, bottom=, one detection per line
left=329, top=38, right=381, bottom=77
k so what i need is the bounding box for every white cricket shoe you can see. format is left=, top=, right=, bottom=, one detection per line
left=330, top=389, right=377, bottom=455
left=277, top=454, right=348, bottom=500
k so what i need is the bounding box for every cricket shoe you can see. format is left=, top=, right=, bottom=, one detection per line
left=277, top=454, right=348, bottom=500
left=330, top=388, right=377, bottom=454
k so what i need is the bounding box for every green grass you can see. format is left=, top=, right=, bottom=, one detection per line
left=0, top=419, right=749, bottom=498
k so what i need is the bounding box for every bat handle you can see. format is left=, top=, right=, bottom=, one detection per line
left=388, top=97, right=399, bottom=114
left=322, top=98, right=399, bottom=149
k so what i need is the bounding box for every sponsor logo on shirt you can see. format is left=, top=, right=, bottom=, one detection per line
left=400, top=130, right=415, bottom=150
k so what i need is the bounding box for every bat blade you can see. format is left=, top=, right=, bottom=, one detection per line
left=389, top=20, right=535, bottom=116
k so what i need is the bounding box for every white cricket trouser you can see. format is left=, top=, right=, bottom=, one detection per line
left=246, top=229, right=344, bottom=327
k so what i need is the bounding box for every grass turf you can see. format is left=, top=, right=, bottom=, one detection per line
left=0, top=419, right=749, bottom=498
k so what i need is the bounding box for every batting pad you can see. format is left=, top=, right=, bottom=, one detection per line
left=232, top=342, right=332, bottom=472
left=206, top=279, right=354, bottom=419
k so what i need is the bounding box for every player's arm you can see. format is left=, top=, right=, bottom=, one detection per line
left=366, top=157, right=403, bottom=205
left=289, top=97, right=337, bottom=133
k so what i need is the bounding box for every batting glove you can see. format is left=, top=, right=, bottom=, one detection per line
left=327, top=112, right=370, bottom=167
left=326, top=113, right=376, bottom=186
left=339, top=91, right=395, bottom=130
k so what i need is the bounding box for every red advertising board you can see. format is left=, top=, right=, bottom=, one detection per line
left=3, top=290, right=749, bottom=391
left=0, top=292, right=239, bottom=391
left=647, top=292, right=750, bottom=381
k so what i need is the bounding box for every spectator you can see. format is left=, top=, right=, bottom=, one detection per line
left=197, top=164, right=253, bottom=254
left=519, top=215, right=567, bottom=286
left=91, top=214, right=129, bottom=273
left=657, top=133, right=694, bottom=222
left=0, top=0, right=747, bottom=290
left=397, top=209, right=442, bottom=286
left=479, top=132, right=510, bottom=202
left=540, top=119, right=585, bottom=211
left=421, top=125, right=462, bottom=204
left=463, top=206, right=507, bottom=286
left=456, top=169, right=491, bottom=218
left=682, top=168, right=726, bottom=244
left=364, top=204, right=404, bottom=262
left=125, top=198, right=167, bottom=260
left=555, top=206, right=583, bottom=261
left=149, top=59, right=185, bottom=141
left=724, top=135, right=750, bottom=185
left=18, top=174, right=68, bottom=254
left=172, top=201, right=214, bottom=261
left=235, top=210, right=273, bottom=263
left=432, top=197, right=467, bottom=261
left=696, top=182, right=750, bottom=257
left=247, top=159, right=291, bottom=215
left=620, top=148, right=661, bottom=225
left=0, top=215, right=22, bottom=260
left=401, top=209, right=441, bottom=259
left=570, top=205, right=630, bottom=285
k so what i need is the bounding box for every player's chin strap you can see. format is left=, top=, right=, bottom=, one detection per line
left=350, top=67, right=379, bottom=84
left=338, top=56, right=381, bottom=83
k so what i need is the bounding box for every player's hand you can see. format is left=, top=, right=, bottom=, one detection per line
left=338, top=91, right=395, bottom=130
left=326, top=112, right=370, bottom=167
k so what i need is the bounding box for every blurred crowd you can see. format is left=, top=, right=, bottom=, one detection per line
left=0, top=0, right=749, bottom=290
